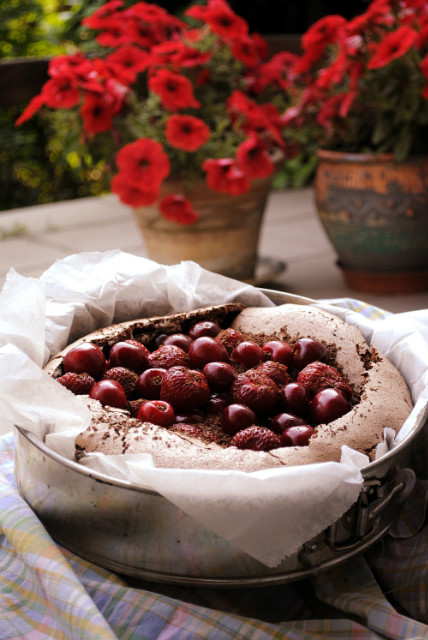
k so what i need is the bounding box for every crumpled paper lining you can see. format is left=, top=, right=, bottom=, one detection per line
left=1, top=250, right=427, bottom=567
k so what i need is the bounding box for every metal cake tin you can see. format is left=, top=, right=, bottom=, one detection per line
left=14, top=289, right=424, bottom=587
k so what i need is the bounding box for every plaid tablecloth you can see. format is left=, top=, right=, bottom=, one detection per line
left=1, top=299, right=428, bottom=640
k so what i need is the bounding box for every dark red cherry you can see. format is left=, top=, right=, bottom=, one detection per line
left=280, top=425, right=314, bottom=447
left=293, top=338, right=328, bottom=369
left=188, top=336, right=229, bottom=368
left=109, top=341, right=149, bottom=373
left=89, top=379, right=128, bottom=409
left=137, top=400, right=175, bottom=427
left=135, top=368, right=166, bottom=399
left=231, top=341, right=263, bottom=368
left=310, top=388, right=352, bottom=425
left=63, top=342, right=107, bottom=379
left=221, top=403, right=256, bottom=435
left=202, top=361, right=236, bottom=392
left=162, top=333, right=193, bottom=352
left=278, top=382, right=310, bottom=416
left=205, top=393, right=228, bottom=414
left=269, top=412, right=306, bottom=435
left=262, top=340, right=293, bottom=366
left=188, top=320, right=221, bottom=339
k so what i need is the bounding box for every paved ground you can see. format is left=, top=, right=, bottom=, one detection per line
left=1, top=188, right=426, bottom=313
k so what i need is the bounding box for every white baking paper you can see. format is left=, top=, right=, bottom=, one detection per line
left=0, top=250, right=426, bottom=567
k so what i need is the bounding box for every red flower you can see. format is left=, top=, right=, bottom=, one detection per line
left=115, top=138, right=170, bottom=189
left=82, top=0, right=124, bottom=29
left=151, top=41, right=212, bottom=67
left=93, top=17, right=135, bottom=48
left=165, top=115, right=210, bottom=151
left=294, top=15, right=346, bottom=73
left=159, top=195, right=199, bottom=225
left=81, top=93, right=116, bottom=134
left=231, top=35, right=261, bottom=66
left=203, top=0, right=248, bottom=40
left=236, top=135, right=275, bottom=179
left=111, top=174, right=159, bottom=207
left=202, top=158, right=250, bottom=195
left=227, top=90, right=284, bottom=145
left=367, top=26, right=419, bottom=69
left=42, top=76, right=80, bottom=109
left=15, top=94, right=46, bottom=126
left=106, top=46, right=151, bottom=83
left=148, top=69, right=200, bottom=111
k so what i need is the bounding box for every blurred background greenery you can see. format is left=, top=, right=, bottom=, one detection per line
left=0, top=0, right=366, bottom=211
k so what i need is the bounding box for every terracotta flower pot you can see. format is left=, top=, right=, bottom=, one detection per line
left=132, top=173, right=275, bottom=281
left=314, top=150, right=428, bottom=294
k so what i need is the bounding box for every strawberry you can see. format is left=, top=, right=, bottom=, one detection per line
left=104, top=366, right=138, bottom=397
left=255, top=361, right=289, bottom=387
left=57, top=372, right=95, bottom=394
left=229, top=426, right=280, bottom=451
left=231, top=370, right=278, bottom=414
left=148, top=344, right=190, bottom=369
left=297, top=361, right=353, bottom=399
left=160, top=366, right=210, bottom=411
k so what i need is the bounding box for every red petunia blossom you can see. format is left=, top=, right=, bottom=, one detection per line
left=184, top=4, right=210, bottom=22
left=82, top=0, right=124, bottom=29
left=227, top=90, right=284, bottom=146
left=15, top=94, right=46, bottom=126
left=38, top=76, right=79, bottom=109
left=165, top=114, right=210, bottom=151
left=367, top=26, right=418, bottom=69
left=159, top=194, right=199, bottom=225
left=294, top=15, right=347, bottom=73
left=236, top=135, right=274, bottom=179
left=231, top=35, right=262, bottom=66
left=203, top=0, right=248, bottom=40
left=48, top=53, right=93, bottom=84
left=111, top=173, right=159, bottom=207
left=115, top=138, right=170, bottom=189
left=81, top=93, right=116, bottom=133
left=202, top=158, right=250, bottom=195
left=106, top=46, right=151, bottom=83
left=148, top=68, right=200, bottom=111
left=93, top=17, right=135, bottom=48
left=151, top=41, right=212, bottom=68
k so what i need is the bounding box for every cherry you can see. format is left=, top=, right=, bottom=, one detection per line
left=262, top=340, right=293, bottom=366
left=89, top=379, right=128, bottom=409
left=269, top=412, right=306, bottom=435
left=280, top=425, right=314, bottom=447
left=162, top=333, right=193, bottom=352
left=174, top=411, right=204, bottom=424
left=188, top=336, right=229, bottom=368
left=293, top=338, right=328, bottom=369
left=202, top=361, right=236, bottom=392
left=310, top=388, right=352, bottom=425
left=205, top=393, right=228, bottom=414
left=188, top=320, right=221, bottom=339
left=109, top=341, right=149, bottom=373
left=137, top=400, right=175, bottom=427
left=231, top=341, right=264, bottom=368
left=135, top=368, right=166, bottom=399
left=63, top=342, right=107, bottom=379
left=278, top=382, right=310, bottom=416
left=221, top=403, right=256, bottom=435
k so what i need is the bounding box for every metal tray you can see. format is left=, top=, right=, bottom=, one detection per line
left=13, top=289, right=424, bottom=587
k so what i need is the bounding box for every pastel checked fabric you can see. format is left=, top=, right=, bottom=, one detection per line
left=1, top=300, right=428, bottom=640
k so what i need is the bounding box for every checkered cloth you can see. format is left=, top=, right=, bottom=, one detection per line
left=1, top=299, right=428, bottom=640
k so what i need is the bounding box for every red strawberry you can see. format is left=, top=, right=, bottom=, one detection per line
left=160, top=366, right=210, bottom=411
left=104, top=366, right=138, bottom=397
left=231, top=370, right=278, bottom=414
left=229, top=426, right=280, bottom=451
left=255, top=361, right=289, bottom=387
left=297, top=361, right=353, bottom=399
left=148, top=344, right=190, bottom=369
left=57, top=372, right=95, bottom=395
